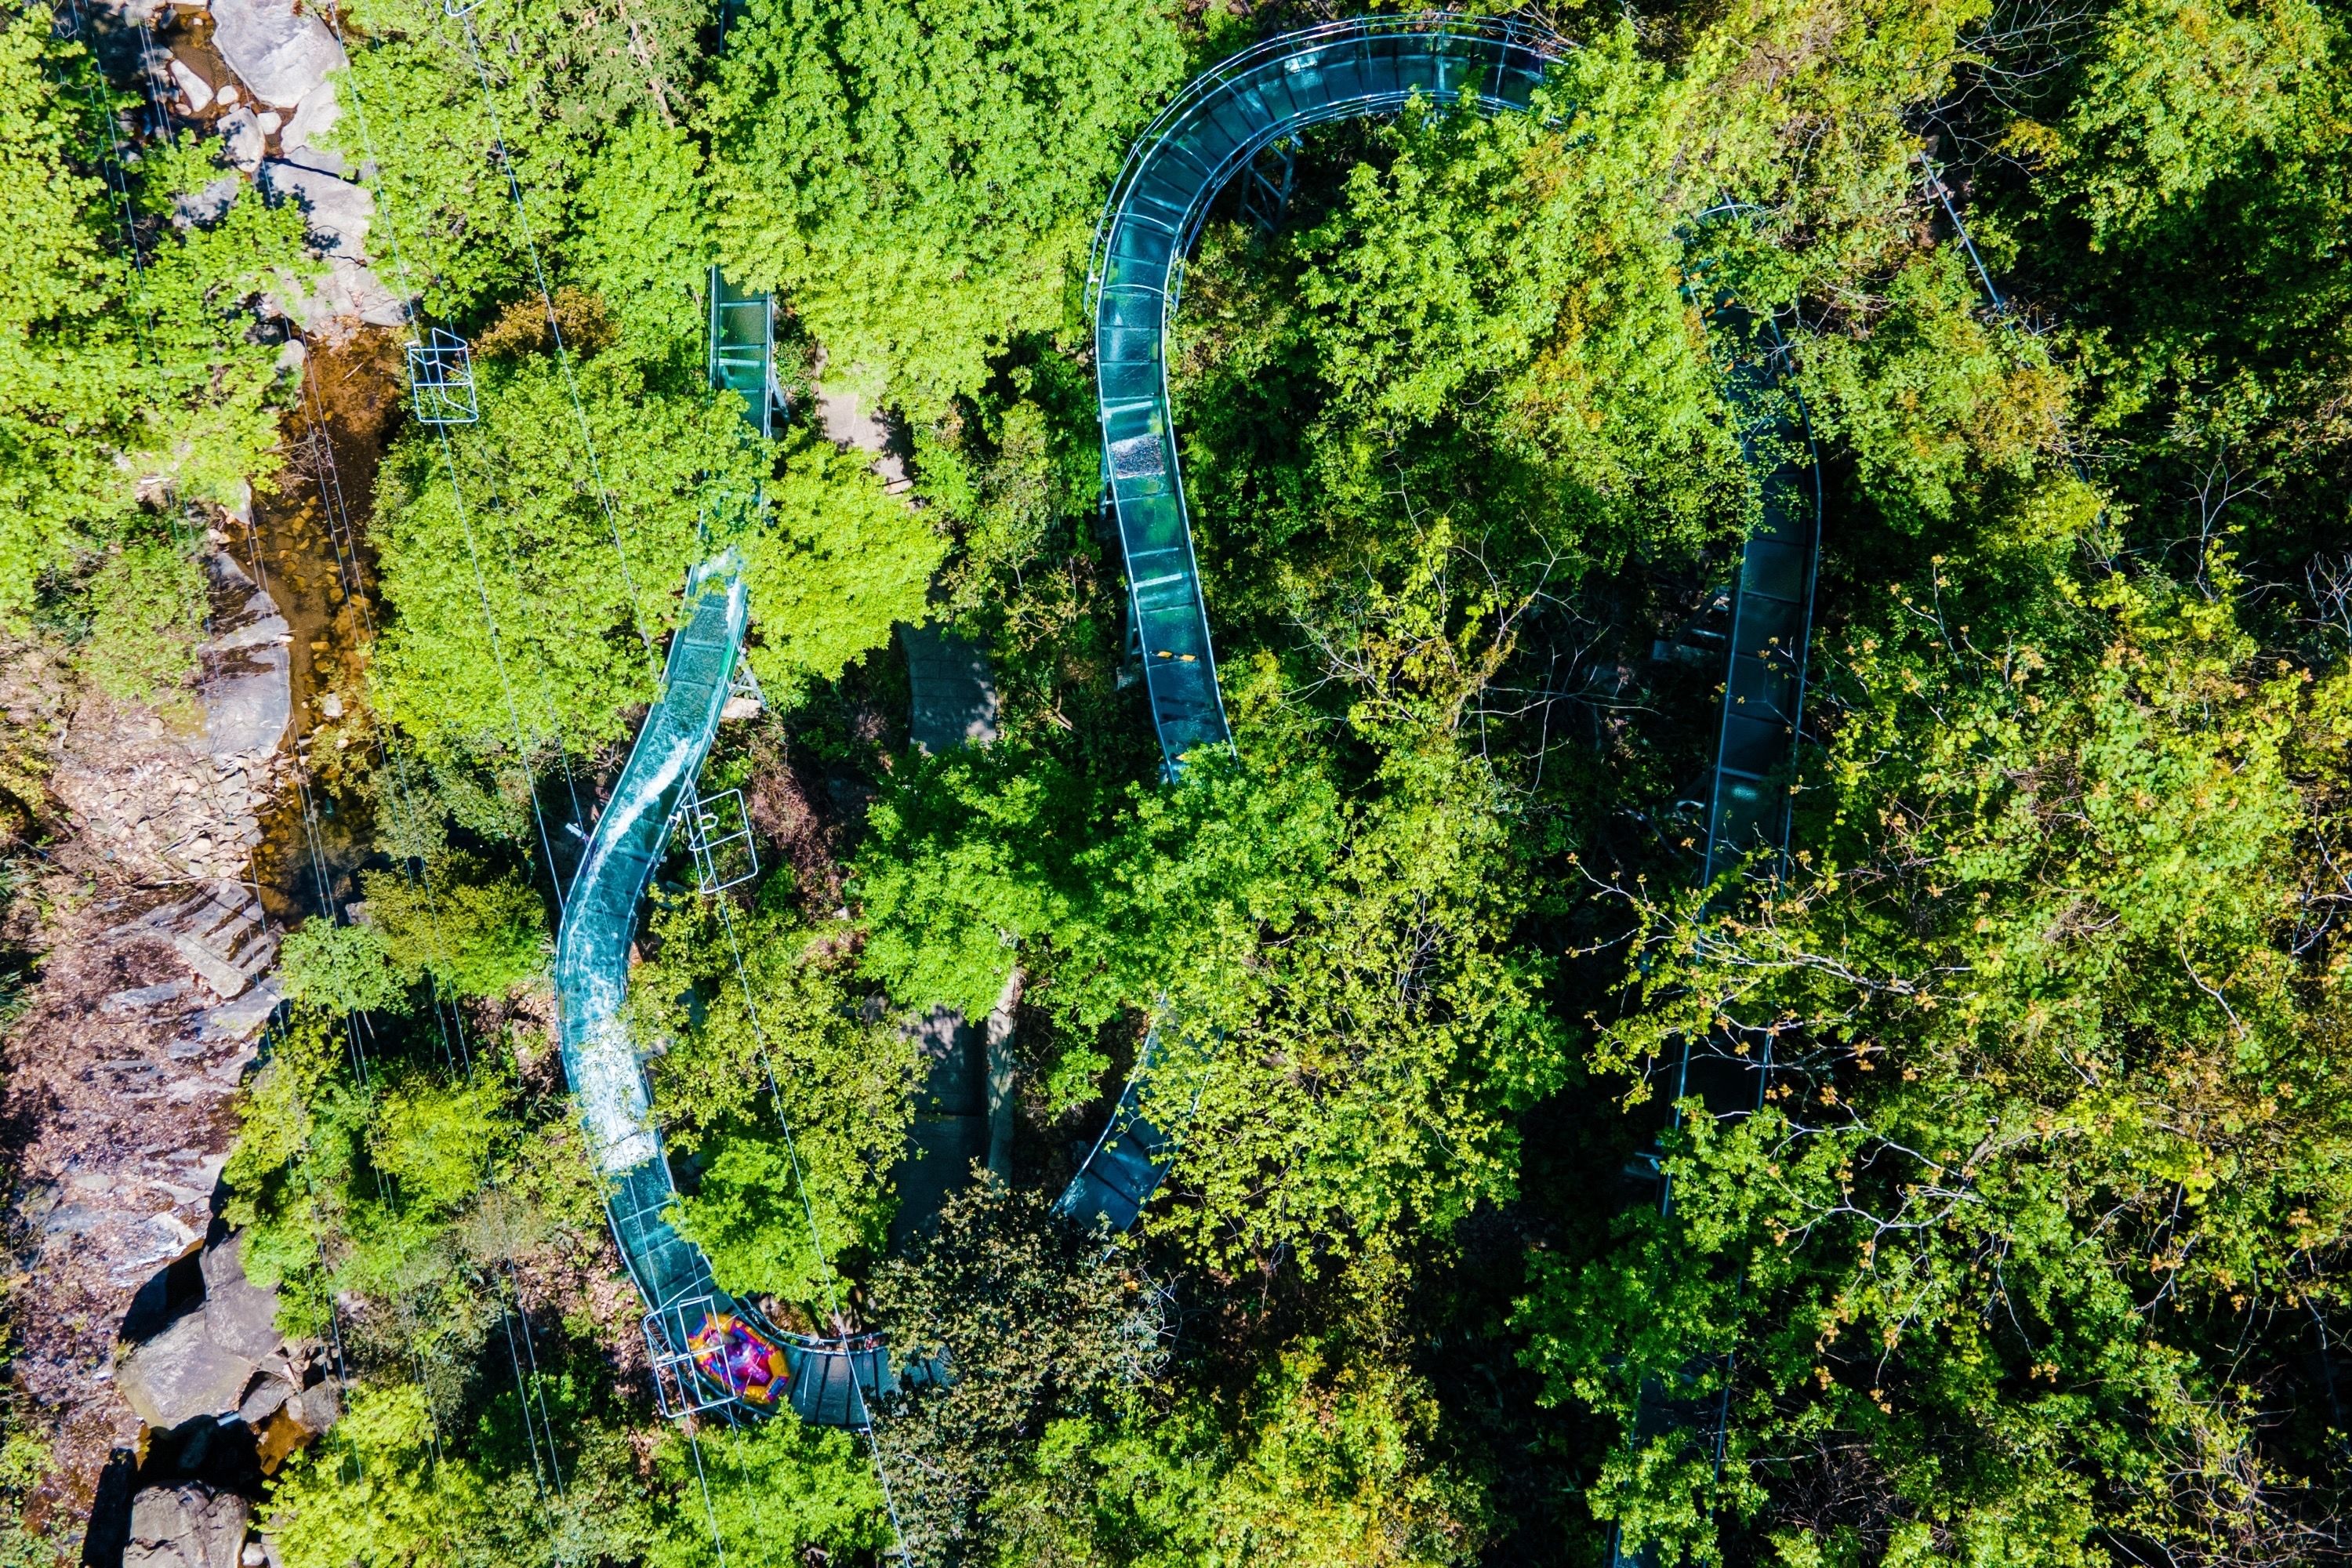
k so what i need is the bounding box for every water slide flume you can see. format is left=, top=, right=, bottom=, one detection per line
left=1065, top=14, right=1818, bottom=1229
left=551, top=552, right=896, bottom=1425
left=555, top=15, right=1817, bottom=1444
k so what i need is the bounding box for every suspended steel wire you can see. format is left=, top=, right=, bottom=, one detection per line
left=446, top=5, right=659, bottom=664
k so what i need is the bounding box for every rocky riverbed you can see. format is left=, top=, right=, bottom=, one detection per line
left=5, top=0, right=409, bottom=1555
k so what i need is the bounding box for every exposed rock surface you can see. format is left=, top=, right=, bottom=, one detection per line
left=256, top=160, right=369, bottom=259
left=301, top=259, right=405, bottom=332
left=52, top=545, right=289, bottom=888
left=52, top=551, right=289, bottom=886
left=123, top=1482, right=251, bottom=1568
left=2, top=558, right=299, bottom=1532
left=114, top=1235, right=332, bottom=1446
left=902, top=622, right=1000, bottom=754
left=201, top=551, right=294, bottom=762
left=114, top=887, right=277, bottom=1003
left=10, top=6, right=387, bottom=1549
left=183, top=0, right=405, bottom=332
left=277, top=80, right=343, bottom=169
left=216, top=106, right=263, bottom=172
left=207, top=0, right=342, bottom=108
left=116, top=1313, right=256, bottom=1432
left=198, top=1236, right=287, bottom=1362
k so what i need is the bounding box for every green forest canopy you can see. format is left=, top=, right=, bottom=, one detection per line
left=9, top=0, right=2352, bottom=1565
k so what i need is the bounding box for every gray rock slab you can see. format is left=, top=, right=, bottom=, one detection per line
left=210, top=0, right=344, bottom=107
left=200, top=1236, right=284, bottom=1361
left=40, top=1203, right=128, bottom=1238
left=200, top=551, right=292, bottom=760
left=199, top=976, right=282, bottom=1041
left=217, top=106, right=263, bottom=171
left=902, top=622, right=999, bottom=754
left=256, top=158, right=370, bottom=256
left=103, top=979, right=193, bottom=1015
left=276, top=143, right=347, bottom=179
left=118, top=1311, right=257, bottom=1429
left=237, top=1372, right=292, bottom=1425
left=125, top=1482, right=251, bottom=1568
left=201, top=655, right=290, bottom=763
left=290, top=1379, right=339, bottom=1433
left=111, top=1212, right=201, bottom=1283
left=169, top=56, right=214, bottom=113
left=125, top=887, right=260, bottom=959
left=278, top=80, right=342, bottom=165
left=167, top=927, right=252, bottom=1001
left=204, top=615, right=291, bottom=656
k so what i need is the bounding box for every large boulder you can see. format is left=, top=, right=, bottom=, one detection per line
left=123, top=1482, right=251, bottom=1568
left=278, top=81, right=343, bottom=172
left=209, top=0, right=345, bottom=109
left=117, top=1237, right=289, bottom=1428
left=198, top=1236, right=283, bottom=1363
left=217, top=106, right=264, bottom=172
left=200, top=550, right=293, bottom=766
left=115, top=1312, right=253, bottom=1431
left=256, top=160, right=371, bottom=258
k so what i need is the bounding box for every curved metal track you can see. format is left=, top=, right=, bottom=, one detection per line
left=1064, top=13, right=1820, bottom=1231
left=1089, top=16, right=1560, bottom=770
left=554, top=551, right=895, bottom=1426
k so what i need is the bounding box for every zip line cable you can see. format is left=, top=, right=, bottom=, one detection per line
left=111, top=0, right=585, bottom=1512
left=447, top=5, right=658, bottom=664
left=283, top=34, right=602, bottom=1521
left=48, top=0, right=509, bottom=1514
left=1919, top=153, right=2007, bottom=314
left=278, top=324, right=579, bottom=1503
left=294, top=3, right=580, bottom=903
left=285, top=359, right=568, bottom=1501
left=306, top=11, right=751, bottom=1559
left=37, top=0, right=461, bottom=1497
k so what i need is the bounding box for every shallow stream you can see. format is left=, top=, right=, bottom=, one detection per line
left=234, top=328, right=408, bottom=931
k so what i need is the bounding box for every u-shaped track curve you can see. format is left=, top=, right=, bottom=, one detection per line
left=1062, top=13, right=1820, bottom=1232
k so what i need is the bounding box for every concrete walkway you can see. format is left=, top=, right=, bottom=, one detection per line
left=902, top=622, right=1000, bottom=754
left=820, top=379, right=1020, bottom=1232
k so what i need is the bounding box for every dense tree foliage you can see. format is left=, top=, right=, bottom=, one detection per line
left=27, top=0, right=2352, bottom=1563
left=0, top=4, right=306, bottom=691
left=704, top=0, right=1188, bottom=414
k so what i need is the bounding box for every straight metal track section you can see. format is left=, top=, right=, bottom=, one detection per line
left=708, top=265, right=785, bottom=439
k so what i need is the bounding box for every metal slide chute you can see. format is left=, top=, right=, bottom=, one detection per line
left=551, top=554, right=896, bottom=1426
left=1068, top=13, right=1820, bottom=1239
